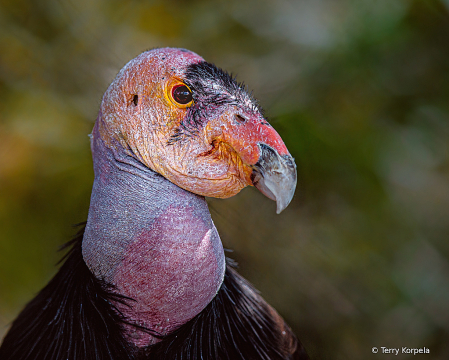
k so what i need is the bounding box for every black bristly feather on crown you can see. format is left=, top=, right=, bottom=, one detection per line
left=168, top=61, right=264, bottom=144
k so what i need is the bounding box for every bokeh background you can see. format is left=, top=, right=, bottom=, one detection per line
left=1, top=0, right=449, bottom=358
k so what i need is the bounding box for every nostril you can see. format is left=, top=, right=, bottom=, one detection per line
left=235, top=114, right=247, bottom=124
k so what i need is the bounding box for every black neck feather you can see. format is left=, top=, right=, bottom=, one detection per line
left=0, top=225, right=309, bottom=360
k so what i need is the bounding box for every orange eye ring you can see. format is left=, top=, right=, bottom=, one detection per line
left=168, top=82, right=194, bottom=108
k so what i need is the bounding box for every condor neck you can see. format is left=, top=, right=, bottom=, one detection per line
left=82, top=121, right=225, bottom=346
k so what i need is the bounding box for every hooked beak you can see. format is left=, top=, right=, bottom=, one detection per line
left=251, top=144, right=297, bottom=214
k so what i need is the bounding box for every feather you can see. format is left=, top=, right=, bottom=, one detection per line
left=139, top=263, right=309, bottom=359
left=0, top=225, right=135, bottom=360
left=0, top=226, right=309, bottom=360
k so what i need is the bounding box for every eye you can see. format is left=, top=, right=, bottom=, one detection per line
left=172, top=84, right=193, bottom=105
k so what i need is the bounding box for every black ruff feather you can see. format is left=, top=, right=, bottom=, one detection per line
left=142, top=259, right=310, bottom=360
left=0, top=226, right=309, bottom=360
left=0, top=225, right=136, bottom=360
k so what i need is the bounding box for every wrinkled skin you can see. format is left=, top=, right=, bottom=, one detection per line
left=98, top=48, right=295, bottom=204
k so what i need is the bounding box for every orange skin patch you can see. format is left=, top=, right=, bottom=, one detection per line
left=96, top=48, right=289, bottom=199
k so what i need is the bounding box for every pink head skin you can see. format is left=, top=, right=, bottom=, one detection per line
left=97, top=47, right=296, bottom=209
left=82, top=48, right=297, bottom=346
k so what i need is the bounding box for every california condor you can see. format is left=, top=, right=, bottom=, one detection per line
left=0, top=48, right=309, bottom=360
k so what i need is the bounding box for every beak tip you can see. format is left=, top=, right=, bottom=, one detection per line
left=252, top=144, right=297, bottom=214
left=275, top=179, right=296, bottom=214
left=276, top=205, right=282, bottom=215
left=275, top=199, right=289, bottom=214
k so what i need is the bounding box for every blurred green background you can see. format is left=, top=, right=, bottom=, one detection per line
left=1, top=0, right=449, bottom=359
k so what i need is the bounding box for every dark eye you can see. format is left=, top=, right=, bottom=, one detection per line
left=172, top=85, right=193, bottom=105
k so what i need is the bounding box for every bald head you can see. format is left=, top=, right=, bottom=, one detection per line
left=93, top=47, right=295, bottom=208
